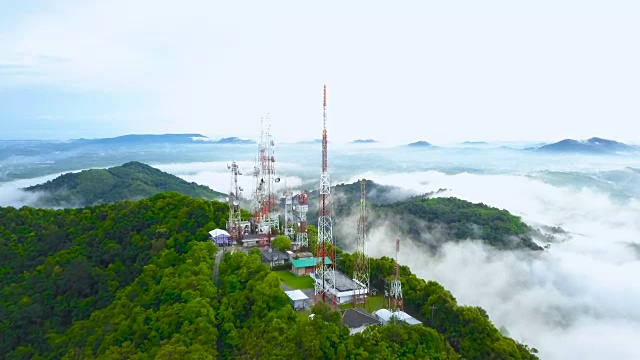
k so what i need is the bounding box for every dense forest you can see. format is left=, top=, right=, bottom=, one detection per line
left=0, top=193, right=539, bottom=359
left=309, top=180, right=541, bottom=251
left=379, top=197, right=542, bottom=251
left=23, top=161, right=225, bottom=207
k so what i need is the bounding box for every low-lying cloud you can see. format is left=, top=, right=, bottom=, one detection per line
left=341, top=171, right=640, bottom=360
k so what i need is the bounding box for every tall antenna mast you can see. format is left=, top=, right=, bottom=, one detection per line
left=315, top=84, right=337, bottom=307
left=255, top=116, right=280, bottom=247
left=389, top=238, right=403, bottom=311
left=353, top=179, right=370, bottom=308
left=227, top=161, right=243, bottom=242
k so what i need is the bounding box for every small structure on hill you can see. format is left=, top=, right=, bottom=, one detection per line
left=260, top=247, right=290, bottom=268
left=209, top=229, right=231, bottom=246
left=373, top=309, right=422, bottom=326
left=292, top=257, right=331, bottom=276
left=313, top=269, right=368, bottom=305
left=285, top=289, right=309, bottom=311
left=341, top=308, right=381, bottom=335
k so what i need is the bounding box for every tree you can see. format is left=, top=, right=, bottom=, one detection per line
left=271, top=235, right=292, bottom=252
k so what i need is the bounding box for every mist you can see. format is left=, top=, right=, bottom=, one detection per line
left=341, top=171, right=640, bottom=360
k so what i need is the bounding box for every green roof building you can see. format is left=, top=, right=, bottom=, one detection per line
left=291, top=257, right=332, bottom=276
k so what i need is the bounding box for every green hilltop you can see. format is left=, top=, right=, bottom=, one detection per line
left=23, top=161, right=225, bottom=207
left=307, top=180, right=542, bottom=251
left=0, top=193, right=539, bottom=359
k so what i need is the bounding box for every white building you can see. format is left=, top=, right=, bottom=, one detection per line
left=312, top=270, right=368, bottom=305
left=374, top=309, right=422, bottom=325
left=285, top=289, right=308, bottom=311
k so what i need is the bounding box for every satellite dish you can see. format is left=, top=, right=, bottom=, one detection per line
left=225, top=197, right=229, bottom=202
left=239, top=186, right=244, bottom=191
left=233, top=199, right=240, bottom=206
left=238, top=171, right=242, bottom=175
left=275, top=177, right=281, bottom=183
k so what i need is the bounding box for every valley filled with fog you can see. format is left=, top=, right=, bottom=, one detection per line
left=1, top=141, right=640, bottom=359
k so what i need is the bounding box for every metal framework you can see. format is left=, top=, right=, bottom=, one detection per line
left=315, top=84, right=337, bottom=308
left=254, top=116, right=280, bottom=247
left=227, top=161, right=243, bottom=242
left=295, top=191, right=309, bottom=250
left=389, top=238, right=403, bottom=311
left=282, top=181, right=295, bottom=240
left=352, top=179, right=369, bottom=307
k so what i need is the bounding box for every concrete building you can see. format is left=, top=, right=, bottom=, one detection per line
left=285, top=289, right=308, bottom=311
left=313, top=270, right=368, bottom=305
left=291, top=257, right=331, bottom=276
left=341, top=308, right=381, bottom=335
left=373, top=309, right=422, bottom=326
left=260, top=247, right=290, bottom=268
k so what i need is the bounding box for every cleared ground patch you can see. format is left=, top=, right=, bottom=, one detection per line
left=274, top=270, right=315, bottom=289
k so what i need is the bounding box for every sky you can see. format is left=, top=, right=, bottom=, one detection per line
left=1, top=1, right=639, bottom=144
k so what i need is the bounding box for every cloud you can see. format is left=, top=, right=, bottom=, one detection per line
left=334, top=171, right=640, bottom=360
left=0, top=173, right=63, bottom=207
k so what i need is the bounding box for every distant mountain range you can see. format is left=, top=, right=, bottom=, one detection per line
left=70, top=134, right=255, bottom=145
left=23, top=161, right=226, bottom=207
left=350, top=139, right=378, bottom=144
left=460, top=141, right=489, bottom=146
left=406, top=141, right=432, bottom=147
left=535, top=137, right=637, bottom=154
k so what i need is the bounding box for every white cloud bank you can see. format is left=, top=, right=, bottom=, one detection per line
left=350, top=171, right=640, bottom=360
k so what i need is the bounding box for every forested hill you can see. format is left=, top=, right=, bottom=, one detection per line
left=379, top=197, right=543, bottom=251
left=0, top=192, right=538, bottom=359
left=306, top=180, right=541, bottom=251
left=23, top=161, right=225, bottom=207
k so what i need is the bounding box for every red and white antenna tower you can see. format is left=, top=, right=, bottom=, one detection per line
left=353, top=179, right=370, bottom=307
left=255, top=116, right=280, bottom=247
left=389, top=238, right=403, bottom=311
left=315, top=85, right=337, bottom=307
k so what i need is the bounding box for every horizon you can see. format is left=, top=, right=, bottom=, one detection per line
left=1, top=131, right=636, bottom=147
left=1, top=2, right=639, bottom=144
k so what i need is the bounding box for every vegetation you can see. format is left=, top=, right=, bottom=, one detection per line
left=0, top=192, right=539, bottom=359
left=23, top=161, right=225, bottom=207
left=380, top=197, right=542, bottom=250
left=306, top=180, right=541, bottom=251
left=0, top=192, right=228, bottom=358
left=274, top=270, right=315, bottom=289
left=272, top=235, right=292, bottom=252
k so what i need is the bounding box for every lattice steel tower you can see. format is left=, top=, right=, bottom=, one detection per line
left=282, top=181, right=295, bottom=240
left=389, top=238, right=403, bottom=311
left=255, top=116, right=280, bottom=247
left=295, top=192, right=309, bottom=250
left=227, top=161, right=243, bottom=241
left=353, top=179, right=369, bottom=307
left=315, top=85, right=337, bottom=307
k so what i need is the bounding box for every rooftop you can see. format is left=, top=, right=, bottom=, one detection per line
left=291, top=257, right=332, bottom=268
left=374, top=309, right=422, bottom=325
left=341, top=308, right=381, bottom=329
left=260, top=247, right=290, bottom=262
left=285, top=289, right=309, bottom=301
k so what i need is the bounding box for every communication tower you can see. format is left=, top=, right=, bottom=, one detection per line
left=315, top=85, right=337, bottom=308
left=227, top=161, right=243, bottom=241
left=295, top=192, right=309, bottom=250
left=254, top=116, right=280, bottom=247
left=389, top=238, right=403, bottom=311
left=352, top=179, right=369, bottom=307
left=282, top=181, right=295, bottom=240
